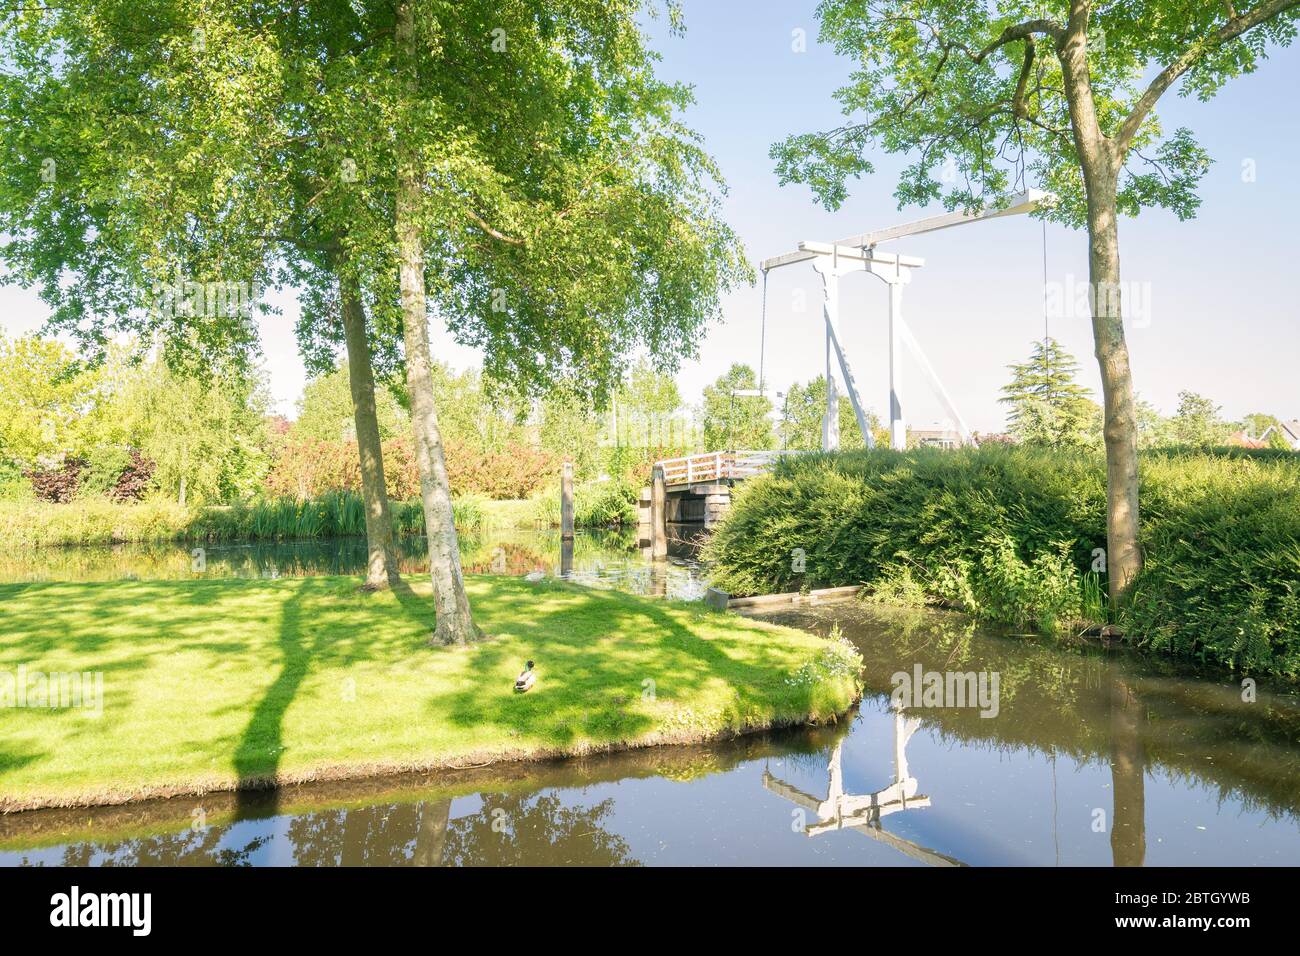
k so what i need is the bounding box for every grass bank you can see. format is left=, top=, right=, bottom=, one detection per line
left=0, top=576, right=862, bottom=811
left=704, top=446, right=1300, bottom=678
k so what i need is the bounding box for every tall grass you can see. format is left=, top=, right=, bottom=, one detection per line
left=0, top=491, right=489, bottom=548
left=704, top=446, right=1300, bottom=678
left=527, top=477, right=639, bottom=529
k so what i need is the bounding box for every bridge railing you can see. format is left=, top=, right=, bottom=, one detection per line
left=655, top=450, right=804, bottom=487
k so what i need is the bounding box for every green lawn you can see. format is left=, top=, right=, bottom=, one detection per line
left=0, top=575, right=861, bottom=810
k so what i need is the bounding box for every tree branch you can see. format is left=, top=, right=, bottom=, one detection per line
left=1012, top=37, right=1036, bottom=117
left=973, top=19, right=1064, bottom=61
left=1115, top=0, right=1300, bottom=153
left=464, top=207, right=524, bottom=247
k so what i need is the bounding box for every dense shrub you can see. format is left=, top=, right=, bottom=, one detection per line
left=112, top=450, right=156, bottom=501
left=0, top=459, right=30, bottom=501
left=264, top=438, right=420, bottom=500
left=27, top=458, right=85, bottom=502
left=443, top=438, right=559, bottom=499
left=704, top=446, right=1300, bottom=677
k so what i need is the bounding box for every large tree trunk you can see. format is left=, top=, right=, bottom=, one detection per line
left=1058, top=16, right=1143, bottom=608
left=1083, top=175, right=1143, bottom=606
left=395, top=0, right=481, bottom=645
left=338, top=265, right=399, bottom=590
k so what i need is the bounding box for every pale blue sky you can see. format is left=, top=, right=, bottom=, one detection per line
left=2, top=1, right=1296, bottom=432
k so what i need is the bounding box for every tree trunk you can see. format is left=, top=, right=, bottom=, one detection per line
left=338, top=265, right=399, bottom=590
left=1058, top=19, right=1143, bottom=608
left=1083, top=174, right=1143, bottom=606
left=395, top=0, right=481, bottom=644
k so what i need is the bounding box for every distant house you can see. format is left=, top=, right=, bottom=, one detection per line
left=1228, top=430, right=1269, bottom=450
left=1260, top=420, right=1300, bottom=450
left=910, top=427, right=965, bottom=450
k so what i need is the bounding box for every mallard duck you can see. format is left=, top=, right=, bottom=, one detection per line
left=514, top=660, right=536, bottom=693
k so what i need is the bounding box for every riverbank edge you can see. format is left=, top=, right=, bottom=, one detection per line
left=0, top=707, right=859, bottom=816
left=0, top=720, right=856, bottom=850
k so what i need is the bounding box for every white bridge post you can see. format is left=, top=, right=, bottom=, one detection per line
left=822, top=252, right=841, bottom=451
left=888, top=273, right=906, bottom=450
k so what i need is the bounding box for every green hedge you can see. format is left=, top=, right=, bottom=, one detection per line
left=703, top=446, right=1300, bottom=678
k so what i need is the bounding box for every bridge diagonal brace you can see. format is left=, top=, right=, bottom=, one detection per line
left=823, top=311, right=875, bottom=450
left=812, top=256, right=875, bottom=451
left=893, top=314, right=975, bottom=446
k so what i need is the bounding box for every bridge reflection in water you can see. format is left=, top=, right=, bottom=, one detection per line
left=762, top=706, right=966, bottom=866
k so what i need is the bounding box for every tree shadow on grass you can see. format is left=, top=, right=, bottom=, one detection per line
left=437, top=580, right=823, bottom=748
left=231, top=578, right=319, bottom=821
left=228, top=576, right=444, bottom=821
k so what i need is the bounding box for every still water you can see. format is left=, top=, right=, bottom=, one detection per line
left=0, top=528, right=709, bottom=600
left=2, top=533, right=1299, bottom=866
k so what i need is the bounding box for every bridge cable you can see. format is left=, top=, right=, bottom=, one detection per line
left=758, top=268, right=768, bottom=395
left=1042, top=216, right=1050, bottom=385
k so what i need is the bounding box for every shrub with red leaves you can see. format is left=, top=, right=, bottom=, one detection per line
left=27, top=458, right=86, bottom=503
left=110, top=450, right=155, bottom=502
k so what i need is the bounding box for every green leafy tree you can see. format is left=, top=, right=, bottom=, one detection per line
left=778, top=376, right=884, bottom=450
left=1171, top=390, right=1227, bottom=447
left=769, top=0, right=1300, bottom=604
left=538, top=394, right=604, bottom=481
left=615, top=358, right=686, bottom=448
left=294, top=362, right=409, bottom=444
left=1, top=1, right=748, bottom=641
left=110, top=358, right=273, bottom=506
left=423, top=365, right=529, bottom=454
left=0, top=335, right=102, bottom=468
left=1134, top=397, right=1175, bottom=449
left=999, top=338, right=1100, bottom=448
left=701, top=364, right=775, bottom=451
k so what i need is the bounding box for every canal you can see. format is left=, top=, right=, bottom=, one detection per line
left=2, top=530, right=1298, bottom=866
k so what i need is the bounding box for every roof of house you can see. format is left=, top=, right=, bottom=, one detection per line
left=1228, top=430, right=1269, bottom=449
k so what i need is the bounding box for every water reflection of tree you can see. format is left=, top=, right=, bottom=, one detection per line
left=280, top=793, right=636, bottom=866
left=440, top=794, right=638, bottom=867
left=5, top=528, right=643, bottom=584
left=1107, top=671, right=1146, bottom=867
left=51, top=827, right=269, bottom=867
left=287, top=800, right=453, bottom=866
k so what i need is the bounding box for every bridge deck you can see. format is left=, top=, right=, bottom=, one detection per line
left=654, top=450, right=800, bottom=487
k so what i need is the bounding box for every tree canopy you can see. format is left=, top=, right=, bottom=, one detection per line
left=770, top=0, right=1298, bottom=227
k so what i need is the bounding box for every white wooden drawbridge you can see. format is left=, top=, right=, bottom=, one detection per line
left=760, top=189, right=1052, bottom=450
